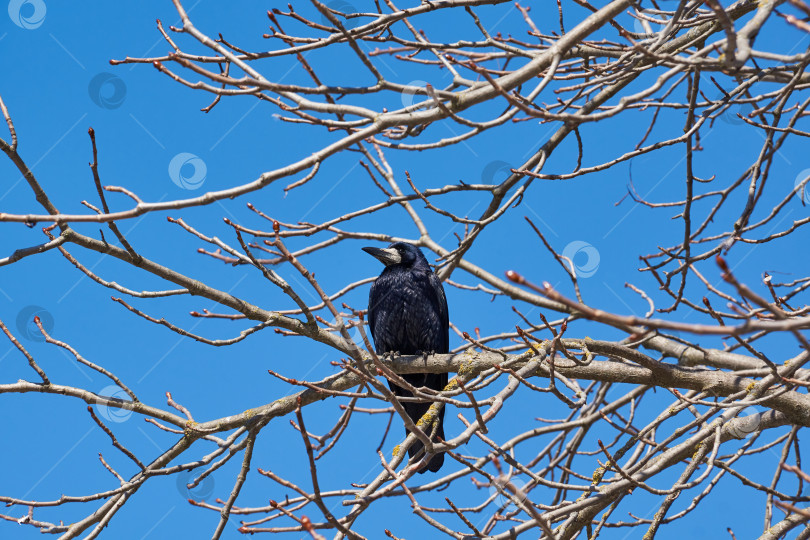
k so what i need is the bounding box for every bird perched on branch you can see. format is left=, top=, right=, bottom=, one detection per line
left=363, top=242, right=449, bottom=473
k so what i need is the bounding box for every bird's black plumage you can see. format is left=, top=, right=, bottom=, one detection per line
left=363, top=242, right=448, bottom=473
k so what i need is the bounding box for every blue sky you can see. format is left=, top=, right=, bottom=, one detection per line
left=1, top=1, right=809, bottom=539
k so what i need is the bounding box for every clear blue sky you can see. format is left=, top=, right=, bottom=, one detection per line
left=1, top=2, right=808, bottom=539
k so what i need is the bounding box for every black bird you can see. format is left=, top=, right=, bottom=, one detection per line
left=363, top=242, right=449, bottom=473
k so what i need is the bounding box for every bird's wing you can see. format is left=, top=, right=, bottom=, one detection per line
left=428, top=271, right=450, bottom=353
left=367, top=278, right=379, bottom=344
left=368, top=272, right=407, bottom=353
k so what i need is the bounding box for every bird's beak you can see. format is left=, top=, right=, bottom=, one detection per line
left=362, top=246, right=401, bottom=266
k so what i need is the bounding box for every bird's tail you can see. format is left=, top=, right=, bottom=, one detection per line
left=393, top=372, right=447, bottom=473
left=408, top=417, right=444, bottom=473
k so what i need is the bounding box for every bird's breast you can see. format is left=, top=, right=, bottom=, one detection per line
left=369, top=270, right=444, bottom=355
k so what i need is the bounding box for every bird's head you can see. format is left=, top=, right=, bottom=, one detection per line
left=362, top=242, right=429, bottom=269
